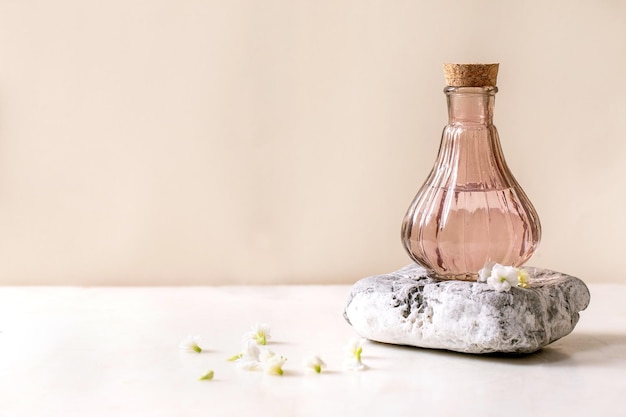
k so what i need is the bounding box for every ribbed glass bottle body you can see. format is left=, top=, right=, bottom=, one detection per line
left=401, top=87, right=541, bottom=280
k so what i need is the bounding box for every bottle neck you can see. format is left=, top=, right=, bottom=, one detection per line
left=446, top=86, right=497, bottom=125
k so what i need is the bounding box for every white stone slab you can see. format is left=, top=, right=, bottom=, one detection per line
left=344, top=264, right=590, bottom=354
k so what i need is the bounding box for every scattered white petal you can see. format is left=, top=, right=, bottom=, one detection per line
left=343, top=359, right=367, bottom=371
left=236, top=360, right=259, bottom=371
left=343, top=337, right=366, bottom=371
left=259, top=348, right=275, bottom=363
left=242, top=338, right=261, bottom=360
left=304, top=355, right=327, bottom=374
left=179, top=335, right=203, bottom=353
left=343, top=337, right=364, bottom=361
left=244, top=323, right=271, bottom=345
left=261, top=350, right=287, bottom=376
left=234, top=338, right=261, bottom=370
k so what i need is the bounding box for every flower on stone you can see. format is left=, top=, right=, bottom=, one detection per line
left=229, top=338, right=261, bottom=370
left=343, top=337, right=366, bottom=371
left=478, top=262, right=495, bottom=283
left=487, top=264, right=519, bottom=292
left=517, top=268, right=531, bottom=289
left=198, top=370, right=214, bottom=381
left=484, top=264, right=519, bottom=292
left=304, top=355, right=327, bottom=374
left=179, top=335, right=203, bottom=353
left=260, top=349, right=287, bottom=376
left=479, top=263, right=531, bottom=291
left=244, top=323, right=271, bottom=346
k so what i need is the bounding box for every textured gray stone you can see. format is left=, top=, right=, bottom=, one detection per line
left=344, top=264, right=590, bottom=354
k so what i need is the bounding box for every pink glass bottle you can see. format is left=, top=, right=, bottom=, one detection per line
left=401, top=63, right=541, bottom=281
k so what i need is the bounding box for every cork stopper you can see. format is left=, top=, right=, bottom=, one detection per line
left=443, top=63, right=499, bottom=87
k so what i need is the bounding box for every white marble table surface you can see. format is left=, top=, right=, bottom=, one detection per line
left=0, top=283, right=623, bottom=417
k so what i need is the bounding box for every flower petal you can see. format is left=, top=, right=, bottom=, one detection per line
left=478, top=262, right=495, bottom=283
left=262, top=353, right=286, bottom=375
left=343, top=358, right=366, bottom=371
left=179, top=335, right=203, bottom=353
left=304, top=355, right=327, bottom=373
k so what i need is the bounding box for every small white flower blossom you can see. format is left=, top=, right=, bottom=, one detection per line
left=479, top=263, right=531, bottom=290
left=343, top=337, right=366, bottom=371
left=304, top=355, right=327, bottom=374
left=179, top=335, right=203, bottom=353
left=486, top=264, right=519, bottom=292
left=260, top=349, right=287, bottom=376
left=229, top=338, right=261, bottom=370
left=244, top=323, right=271, bottom=346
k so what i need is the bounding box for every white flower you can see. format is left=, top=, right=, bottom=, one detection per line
left=486, top=264, right=519, bottom=292
left=304, top=355, right=327, bottom=374
left=343, top=337, right=366, bottom=371
left=229, top=338, right=261, bottom=370
left=479, top=263, right=532, bottom=290
left=344, top=337, right=364, bottom=361
left=260, top=349, right=287, bottom=376
left=244, top=323, right=271, bottom=346
left=179, top=335, right=203, bottom=353
left=198, top=370, right=214, bottom=381
left=478, top=262, right=495, bottom=283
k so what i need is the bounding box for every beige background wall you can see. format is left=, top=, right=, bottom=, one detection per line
left=0, top=0, right=624, bottom=285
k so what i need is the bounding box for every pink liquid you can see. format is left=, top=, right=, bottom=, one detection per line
left=401, top=85, right=541, bottom=279
left=402, top=186, right=539, bottom=280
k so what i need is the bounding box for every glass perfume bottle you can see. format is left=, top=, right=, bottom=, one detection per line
left=401, top=63, right=541, bottom=281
